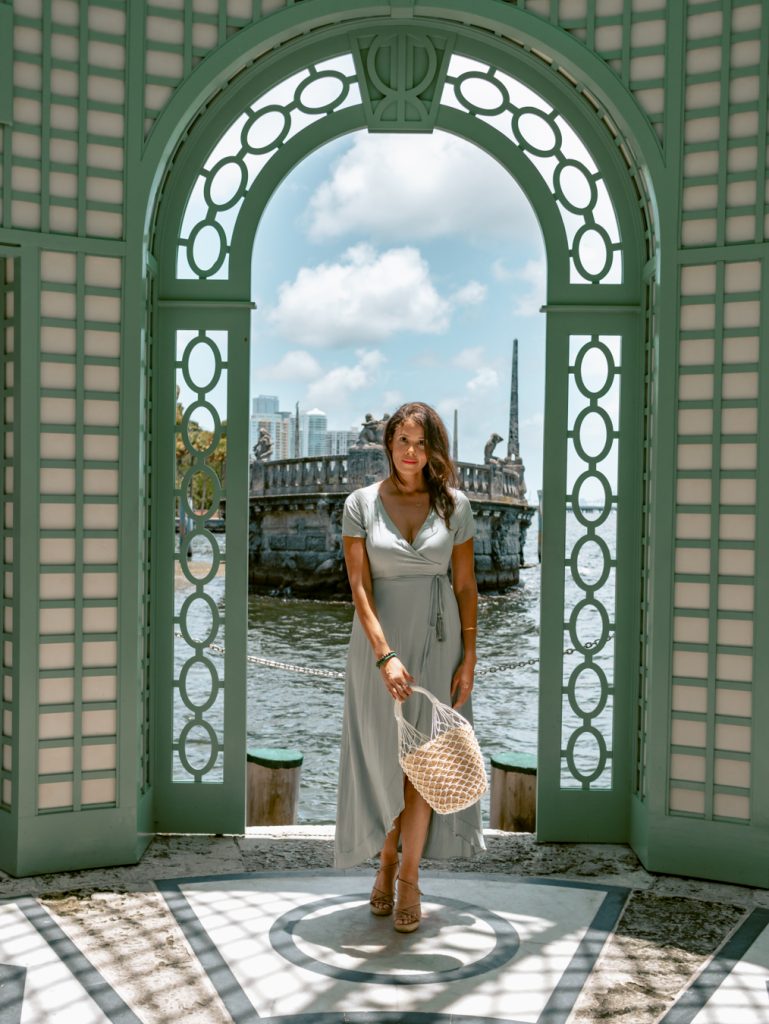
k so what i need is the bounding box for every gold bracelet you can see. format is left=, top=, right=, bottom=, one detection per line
left=462, top=626, right=477, bottom=632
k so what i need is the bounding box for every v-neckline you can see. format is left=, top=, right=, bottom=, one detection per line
left=376, top=486, right=433, bottom=547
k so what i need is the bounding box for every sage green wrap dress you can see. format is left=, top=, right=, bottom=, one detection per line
left=334, top=482, right=486, bottom=868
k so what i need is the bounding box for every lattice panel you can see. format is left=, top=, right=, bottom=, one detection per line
left=634, top=271, right=657, bottom=801
left=143, top=0, right=278, bottom=140
left=561, top=334, right=622, bottom=790
left=0, top=257, right=16, bottom=812
left=670, top=258, right=760, bottom=822
left=519, top=0, right=668, bottom=143
left=173, top=329, right=228, bottom=783
left=442, top=54, right=623, bottom=285
left=682, top=1, right=768, bottom=247
left=7, top=0, right=126, bottom=237
left=177, top=55, right=361, bottom=279
left=38, top=249, right=122, bottom=812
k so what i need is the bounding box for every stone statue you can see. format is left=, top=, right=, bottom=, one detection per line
left=484, top=432, right=504, bottom=464
left=374, top=413, right=389, bottom=445
left=355, top=412, right=389, bottom=448
left=252, top=427, right=273, bottom=462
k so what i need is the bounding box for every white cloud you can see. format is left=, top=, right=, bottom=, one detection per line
left=467, top=367, right=499, bottom=393
left=453, top=346, right=484, bottom=370
left=268, top=349, right=322, bottom=380
left=382, top=389, right=404, bottom=411
left=453, top=280, right=487, bottom=306
left=491, top=258, right=513, bottom=281
left=307, top=349, right=385, bottom=408
left=512, top=257, right=547, bottom=316
left=268, top=244, right=451, bottom=347
left=307, top=132, right=539, bottom=244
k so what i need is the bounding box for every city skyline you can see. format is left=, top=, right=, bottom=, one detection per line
left=249, top=392, right=506, bottom=465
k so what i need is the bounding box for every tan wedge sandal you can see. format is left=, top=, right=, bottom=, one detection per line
left=393, top=876, right=422, bottom=933
left=369, top=859, right=399, bottom=916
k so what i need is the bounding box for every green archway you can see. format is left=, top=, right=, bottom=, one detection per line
left=144, top=10, right=659, bottom=843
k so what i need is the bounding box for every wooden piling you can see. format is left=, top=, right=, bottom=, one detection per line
left=246, top=747, right=303, bottom=826
left=489, top=752, right=537, bottom=832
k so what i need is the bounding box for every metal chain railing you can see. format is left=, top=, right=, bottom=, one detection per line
left=174, top=630, right=613, bottom=681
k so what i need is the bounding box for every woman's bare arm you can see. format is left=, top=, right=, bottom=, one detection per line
left=344, top=536, right=413, bottom=700
left=450, top=537, right=478, bottom=707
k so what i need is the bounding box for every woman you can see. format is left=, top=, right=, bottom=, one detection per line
left=334, top=401, right=485, bottom=933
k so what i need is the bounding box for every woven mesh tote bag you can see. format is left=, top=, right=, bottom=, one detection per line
left=393, top=686, right=488, bottom=814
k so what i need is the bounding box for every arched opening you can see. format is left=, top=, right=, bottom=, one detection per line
left=146, top=17, right=654, bottom=842
left=245, top=125, right=546, bottom=824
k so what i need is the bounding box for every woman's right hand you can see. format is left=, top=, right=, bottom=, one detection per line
left=380, top=657, right=414, bottom=702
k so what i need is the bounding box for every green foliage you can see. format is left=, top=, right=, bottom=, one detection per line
left=176, top=396, right=227, bottom=516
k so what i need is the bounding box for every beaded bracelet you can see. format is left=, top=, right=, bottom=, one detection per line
left=376, top=651, right=397, bottom=669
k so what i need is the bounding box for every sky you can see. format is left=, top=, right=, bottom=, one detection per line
left=249, top=129, right=547, bottom=496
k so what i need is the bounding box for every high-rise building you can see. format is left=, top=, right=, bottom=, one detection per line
left=250, top=395, right=292, bottom=459
left=299, top=408, right=328, bottom=456
left=253, top=395, right=279, bottom=415
left=327, top=428, right=358, bottom=455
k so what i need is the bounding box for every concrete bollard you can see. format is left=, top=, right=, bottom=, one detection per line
left=246, top=747, right=303, bottom=826
left=489, top=751, right=537, bottom=832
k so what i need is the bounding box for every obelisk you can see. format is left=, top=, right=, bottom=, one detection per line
left=507, top=337, right=519, bottom=460
left=452, top=409, right=458, bottom=462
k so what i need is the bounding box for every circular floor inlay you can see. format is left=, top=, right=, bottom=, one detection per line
left=269, top=892, right=519, bottom=985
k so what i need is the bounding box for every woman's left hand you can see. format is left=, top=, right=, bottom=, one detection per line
left=451, top=659, right=476, bottom=709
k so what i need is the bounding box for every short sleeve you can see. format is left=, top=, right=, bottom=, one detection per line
left=342, top=489, right=367, bottom=538
left=451, top=492, right=475, bottom=545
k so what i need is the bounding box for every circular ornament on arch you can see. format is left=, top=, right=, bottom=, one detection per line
left=241, top=105, right=291, bottom=154
left=571, top=470, right=613, bottom=527
left=566, top=725, right=607, bottom=785
left=455, top=72, right=509, bottom=115
left=295, top=70, right=350, bottom=113
left=181, top=333, right=223, bottom=394
left=568, top=597, right=610, bottom=656
left=567, top=663, right=609, bottom=719
left=570, top=533, right=612, bottom=592
left=181, top=402, right=222, bottom=456
left=179, top=528, right=221, bottom=585
left=181, top=464, right=221, bottom=520
left=203, top=155, right=248, bottom=212
left=186, top=220, right=227, bottom=279
left=554, top=159, right=598, bottom=214
left=512, top=107, right=562, bottom=156
left=178, top=719, right=219, bottom=776
left=178, top=656, right=220, bottom=713
left=572, top=405, right=614, bottom=464
left=574, top=338, right=615, bottom=400
left=179, top=591, right=220, bottom=648
left=572, top=223, right=613, bottom=282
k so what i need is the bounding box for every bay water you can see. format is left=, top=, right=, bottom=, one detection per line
left=175, top=509, right=615, bottom=823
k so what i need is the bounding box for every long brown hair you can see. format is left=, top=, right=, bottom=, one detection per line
left=383, top=402, right=458, bottom=525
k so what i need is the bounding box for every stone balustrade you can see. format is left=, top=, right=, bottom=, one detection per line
left=251, top=448, right=527, bottom=503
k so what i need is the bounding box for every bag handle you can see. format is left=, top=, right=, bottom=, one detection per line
left=392, top=685, right=442, bottom=725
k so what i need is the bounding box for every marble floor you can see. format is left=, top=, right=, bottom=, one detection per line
left=1, top=830, right=769, bottom=1023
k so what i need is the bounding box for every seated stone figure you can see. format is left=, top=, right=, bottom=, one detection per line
left=252, top=427, right=273, bottom=461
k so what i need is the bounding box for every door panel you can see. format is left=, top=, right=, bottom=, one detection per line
left=153, top=310, right=248, bottom=832
left=538, top=312, right=641, bottom=839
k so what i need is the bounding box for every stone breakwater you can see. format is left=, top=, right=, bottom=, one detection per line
left=247, top=447, right=536, bottom=598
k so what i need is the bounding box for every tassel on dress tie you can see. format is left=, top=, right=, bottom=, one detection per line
left=433, top=574, right=446, bottom=642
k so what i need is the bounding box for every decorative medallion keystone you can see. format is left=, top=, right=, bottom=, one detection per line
left=352, top=29, right=455, bottom=132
